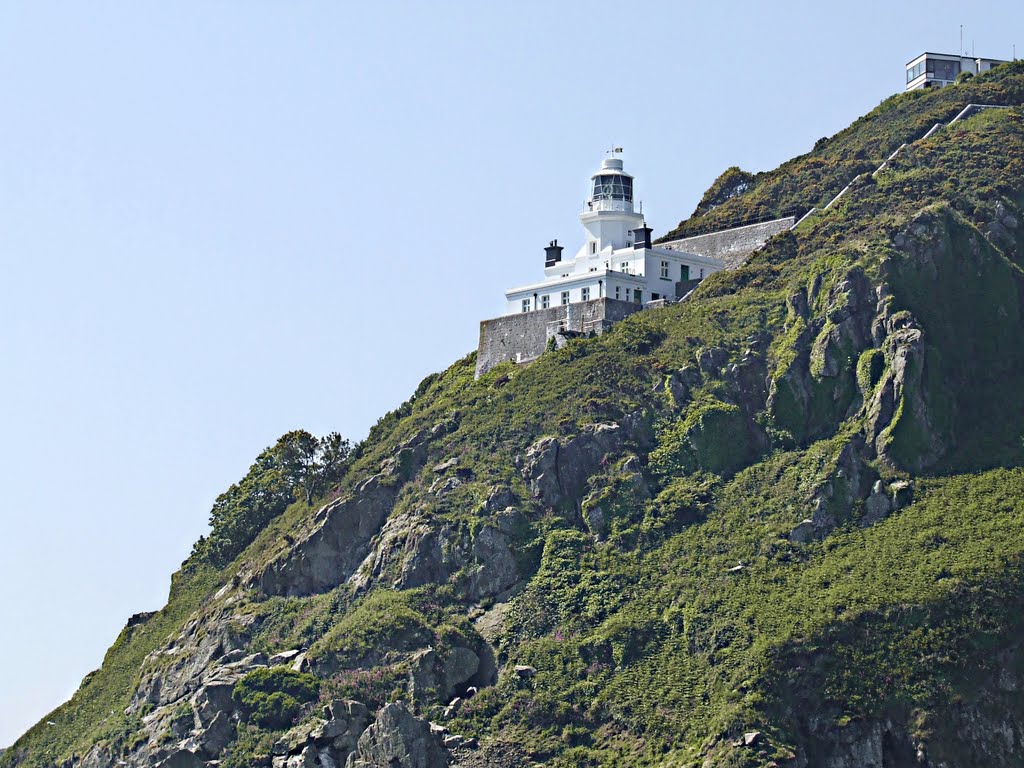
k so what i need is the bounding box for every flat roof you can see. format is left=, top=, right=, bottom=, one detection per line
left=906, top=51, right=1009, bottom=66
left=506, top=269, right=644, bottom=297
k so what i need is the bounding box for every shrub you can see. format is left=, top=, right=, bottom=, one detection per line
left=191, top=430, right=352, bottom=568
left=649, top=400, right=755, bottom=479
left=612, top=319, right=666, bottom=355
left=232, top=668, right=320, bottom=730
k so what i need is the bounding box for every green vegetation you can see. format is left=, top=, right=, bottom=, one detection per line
left=650, top=397, right=757, bottom=478
left=0, top=564, right=220, bottom=767
left=690, top=166, right=757, bottom=219
left=6, top=61, right=1024, bottom=768
left=659, top=60, right=1024, bottom=240
left=232, top=667, right=320, bottom=730
left=192, top=429, right=352, bottom=567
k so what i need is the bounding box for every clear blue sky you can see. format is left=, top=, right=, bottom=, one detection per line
left=0, top=0, right=1019, bottom=747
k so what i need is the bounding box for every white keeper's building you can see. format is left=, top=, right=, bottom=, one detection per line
left=503, top=153, right=724, bottom=315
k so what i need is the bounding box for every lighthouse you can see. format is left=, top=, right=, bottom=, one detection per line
left=503, top=151, right=723, bottom=314
left=476, top=151, right=725, bottom=377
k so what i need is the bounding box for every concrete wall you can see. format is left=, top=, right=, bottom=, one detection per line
left=476, top=298, right=641, bottom=377
left=659, top=216, right=795, bottom=270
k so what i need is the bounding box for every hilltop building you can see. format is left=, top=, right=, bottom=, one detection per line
left=475, top=153, right=728, bottom=377
left=906, top=51, right=1007, bottom=91
left=502, top=153, right=723, bottom=315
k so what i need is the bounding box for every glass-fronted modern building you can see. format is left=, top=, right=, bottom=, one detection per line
left=905, top=52, right=1007, bottom=91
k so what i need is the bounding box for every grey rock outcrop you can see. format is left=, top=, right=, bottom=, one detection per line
left=864, top=323, right=943, bottom=471
left=464, top=520, right=520, bottom=602
left=267, top=700, right=371, bottom=768
left=768, top=267, right=876, bottom=444
left=259, top=474, right=400, bottom=597
left=408, top=645, right=481, bottom=704
left=128, top=610, right=259, bottom=716
left=346, top=702, right=448, bottom=768
left=789, top=519, right=816, bottom=544
left=523, top=423, right=624, bottom=510
left=351, top=504, right=521, bottom=604
left=352, top=508, right=461, bottom=592
left=807, top=436, right=874, bottom=537
left=796, top=718, right=916, bottom=768
left=860, top=480, right=892, bottom=526
left=861, top=479, right=915, bottom=527
left=259, top=418, right=460, bottom=599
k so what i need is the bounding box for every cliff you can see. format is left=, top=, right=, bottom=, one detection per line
left=5, top=61, right=1024, bottom=768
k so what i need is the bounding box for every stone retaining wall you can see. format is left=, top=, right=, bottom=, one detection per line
left=475, top=298, right=641, bottom=377
left=659, top=216, right=795, bottom=269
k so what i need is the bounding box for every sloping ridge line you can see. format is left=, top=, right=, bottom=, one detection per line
left=809, top=103, right=1010, bottom=220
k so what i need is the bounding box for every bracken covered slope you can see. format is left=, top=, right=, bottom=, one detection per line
left=6, top=62, right=1024, bottom=768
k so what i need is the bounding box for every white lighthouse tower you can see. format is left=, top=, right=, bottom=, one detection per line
left=579, top=154, right=644, bottom=256
left=503, top=151, right=723, bottom=314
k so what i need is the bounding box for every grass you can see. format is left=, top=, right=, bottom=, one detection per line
left=7, top=62, right=1024, bottom=768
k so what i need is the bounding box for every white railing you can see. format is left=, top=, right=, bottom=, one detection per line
left=582, top=199, right=634, bottom=214
left=797, top=104, right=1011, bottom=229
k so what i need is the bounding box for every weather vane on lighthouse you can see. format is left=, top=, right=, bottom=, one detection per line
left=606, top=145, right=623, bottom=158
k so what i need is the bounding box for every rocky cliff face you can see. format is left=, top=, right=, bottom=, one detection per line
left=6, top=67, right=1024, bottom=768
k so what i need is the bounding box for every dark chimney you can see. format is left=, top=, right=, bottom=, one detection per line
left=632, top=226, right=653, bottom=250
left=544, top=239, right=564, bottom=267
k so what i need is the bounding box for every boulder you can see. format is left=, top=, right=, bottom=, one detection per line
left=480, top=485, right=517, bottom=514
left=408, top=644, right=481, bottom=705
left=890, top=480, right=914, bottom=510
left=789, top=519, right=816, bottom=544
left=464, top=525, right=520, bottom=602
left=442, top=735, right=464, bottom=749
left=696, top=346, right=729, bottom=374
left=428, top=476, right=461, bottom=496
left=321, top=700, right=371, bottom=755
left=195, top=709, right=235, bottom=756
left=432, top=458, right=459, bottom=473
left=442, top=698, right=462, bottom=719
left=346, top=702, right=448, bottom=768
left=154, top=748, right=204, bottom=768
left=269, top=649, right=303, bottom=665
left=582, top=502, right=608, bottom=540
left=861, top=480, right=892, bottom=526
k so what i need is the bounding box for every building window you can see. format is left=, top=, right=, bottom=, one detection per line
left=521, top=299, right=530, bottom=313
left=660, top=260, right=669, bottom=279
left=929, top=58, right=960, bottom=81
left=591, top=174, right=634, bottom=202
left=614, top=285, right=621, bottom=300
left=620, top=262, right=629, bottom=272
left=541, top=294, right=550, bottom=309
left=699, top=268, right=704, bottom=278
left=561, top=291, right=570, bottom=305
left=908, top=57, right=961, bottom=84
left=652, top=292, right=660, bottom=300
left=581, top=287, right=590, bottom=301
left=590, top=242, right=597, bottom=254
left=681, top=264, right=690, bottom=281
left=589, top=267, right=597, bottom=272
left=633, top=288, right=642, bottom=304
